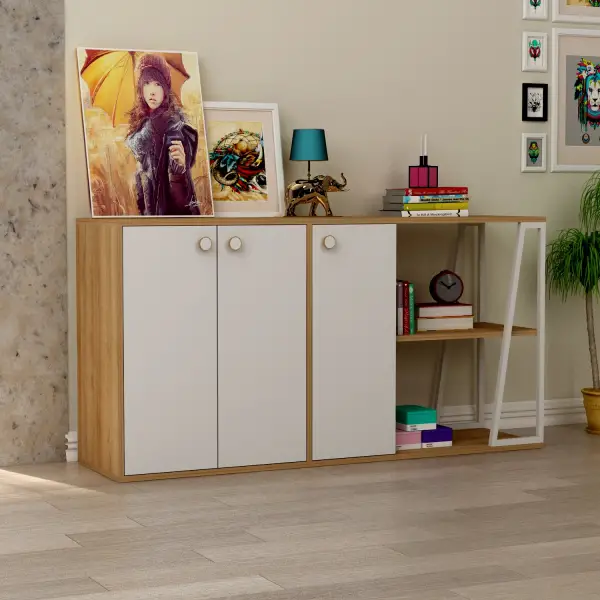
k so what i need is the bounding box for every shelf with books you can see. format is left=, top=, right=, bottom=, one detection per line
left=396, top=322, right=537, bottom=343
left=393, top=429, right=543, bottom=460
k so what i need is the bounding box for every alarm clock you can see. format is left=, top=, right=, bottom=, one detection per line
left=429, top=270, right=464, bottom=304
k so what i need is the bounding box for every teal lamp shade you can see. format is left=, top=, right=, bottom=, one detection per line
left=290, top=129, right=328, bottom=162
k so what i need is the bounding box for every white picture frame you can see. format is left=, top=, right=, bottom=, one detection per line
left=553, top=0, right=600, bottom=24
left=524, top=0, right=549, bottom=20
left=522, top=133, right=547, bottom=172
left=551, top=28, right=600, bottom=172
left=523, top=32, right=548, bottom=72
left=203, top=101, right=286, bottom=217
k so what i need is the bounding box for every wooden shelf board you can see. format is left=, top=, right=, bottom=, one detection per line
left=397, top=322, right=537, bottom=343
left=76, top=215, right=546, bottom=227
left=394, top=429, right=543, bottom=460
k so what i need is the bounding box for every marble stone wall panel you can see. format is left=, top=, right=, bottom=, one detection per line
left=0, top=0, right=67, bottom=465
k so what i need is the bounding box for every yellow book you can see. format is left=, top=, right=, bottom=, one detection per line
left=402, top=202, right=469, bottom=211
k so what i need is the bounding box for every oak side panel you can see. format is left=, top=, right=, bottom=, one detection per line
left=77, top=221, right=124, bottom=479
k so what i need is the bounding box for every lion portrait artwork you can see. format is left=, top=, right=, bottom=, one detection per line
left=574, top=58, right=600, bottom=141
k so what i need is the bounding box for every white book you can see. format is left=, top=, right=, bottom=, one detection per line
left=396, top=422, right=437, bottom=432
left=422, top=441, right=453, bottom=448
left=417, top=316, right=474, bottom=331
left=401, top=210, right=468, bottom=218
left=379, top=210, right=469, bottom=218
left=417, top=303, right=473, bottom=318
left=396, top=443, right=422, bottom=451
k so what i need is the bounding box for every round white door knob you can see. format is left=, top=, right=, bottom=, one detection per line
left=323, top=235, right=336, bottom=249
left=198, top=237, right=212, bottom=251
left=229, top=236, right=242, bottom=251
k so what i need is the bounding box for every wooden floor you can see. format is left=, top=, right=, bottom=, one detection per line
left=1, top=425, right=600, bottom=599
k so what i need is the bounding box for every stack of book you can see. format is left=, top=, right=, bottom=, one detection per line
left=416, top=302, right=474, bottom=332
left=381, top=187, right=469, bottom=217
left=396, top=280, right=415, bottom=335
left=395, top=405, right=454, bottom=450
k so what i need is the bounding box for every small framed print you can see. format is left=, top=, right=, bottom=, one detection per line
left=523, top=32, right=548, bottom=72
left=553, top=0, right=600, bottom=24
left=524, top=0, right=549, bottom=20
left=522, top=83, right=549, bottom=121
left=203, top=101, right=285, bottom=217
left=522, top=133, right=547, bottom=172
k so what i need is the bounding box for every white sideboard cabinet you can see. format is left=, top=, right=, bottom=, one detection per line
left=77, top=214, right=547, bottom=482
left=77, top=218, right=397, bottom=481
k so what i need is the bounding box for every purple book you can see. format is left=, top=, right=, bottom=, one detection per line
left=421, top=425, right=453, bottom=444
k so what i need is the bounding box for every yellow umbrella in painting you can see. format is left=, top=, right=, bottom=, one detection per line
left=80, top=50, right=191, bottom=127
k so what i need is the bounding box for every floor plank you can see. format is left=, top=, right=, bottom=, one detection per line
left=0, top=425, right=599, bottom=599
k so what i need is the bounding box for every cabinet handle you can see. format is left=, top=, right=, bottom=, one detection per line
left=323, top=235, right=336, bottom=250
left=198, top=237, right=213, bottom=252
left=229, top=236, right=243, bottom=251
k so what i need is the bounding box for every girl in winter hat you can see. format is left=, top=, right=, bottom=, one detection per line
left=126, top=53, right=201, bottom=215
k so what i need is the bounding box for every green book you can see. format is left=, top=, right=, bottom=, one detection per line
left=408, top=283, right=415, bottom=334
left=396, top=404, right=437, bottom=425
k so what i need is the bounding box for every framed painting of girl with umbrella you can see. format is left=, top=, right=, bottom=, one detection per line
left=77, top=48, right=214, bottom=217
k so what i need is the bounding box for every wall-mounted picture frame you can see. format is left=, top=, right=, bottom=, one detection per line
left=203, top=101, right=285, bottom=217
left=522, top=133, right=547, bottom=172
left=77, top=48, right=214, bottom=217
left=523, top=32, right=549, bottom=72
left=551, top=28, right=600, bottom=171
left=524, top=0, right=549, bottom=20
left=523, top=83, right=549, bottom=121
left=553, top=0, right=600, bottom=24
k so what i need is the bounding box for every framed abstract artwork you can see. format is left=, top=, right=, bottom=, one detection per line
left=522, top=133, right=547, bottom=172
left=553, top=0, right=600, bottom=24
left=77, top=48, right=214, bottom=217
left=551, top=29, right=600, bottom=171
left=524, top=0, right=549, bottom=20
left=522, top=83, right=549, bottom=121
left=522, top=32, right=548, bottom=72
left=203, top=102, right=285, bottom=217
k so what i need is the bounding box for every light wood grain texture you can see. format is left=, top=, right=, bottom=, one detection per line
left=76, top=215, right=546, bottom=226
left=397, top=322, right=537, bottom=343
left=2, top=426, right=600, bottom=599
left=77, top=221, right=124, bottom=480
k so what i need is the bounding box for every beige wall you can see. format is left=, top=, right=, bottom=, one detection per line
left=66, top=0, right=592, bottom=426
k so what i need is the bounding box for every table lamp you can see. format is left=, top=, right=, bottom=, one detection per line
left=290, top=129, right=328, bottom=180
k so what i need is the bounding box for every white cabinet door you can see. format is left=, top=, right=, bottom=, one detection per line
left=218, top=225, right=307, bottom=467
left=123, top=226, right=218, bottom=475
left=312, top=224, right=396, bottom=460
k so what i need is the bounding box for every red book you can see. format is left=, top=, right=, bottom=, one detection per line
left=400, top=187, right=468, bottom=196
left=402, top=282, right=410, bottom=335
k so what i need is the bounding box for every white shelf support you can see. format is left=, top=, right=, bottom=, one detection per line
left=489, top=221, right=546, bottom=446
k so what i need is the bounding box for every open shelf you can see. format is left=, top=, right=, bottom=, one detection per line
left=394, top=429, right=543, bottom=460
left=396, top=322, right=537, bottom=343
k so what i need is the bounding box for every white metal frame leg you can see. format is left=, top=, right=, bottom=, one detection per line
left=489, top=221, right=546, bottom=446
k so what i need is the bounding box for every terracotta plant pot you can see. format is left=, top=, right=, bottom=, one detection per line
left=582, top=388, right=600, bottom=435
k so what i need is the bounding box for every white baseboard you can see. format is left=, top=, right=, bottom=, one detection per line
left=440, top=397, right=586, bottom=429
left=62, top=399, right=584, bottom=465
left=65, top=431, right=78, bottom=463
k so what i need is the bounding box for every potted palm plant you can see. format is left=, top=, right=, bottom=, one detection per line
left=547, top=171, right=600, bottom=434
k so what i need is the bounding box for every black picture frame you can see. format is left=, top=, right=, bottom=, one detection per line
left=522, top=83, right=548, bottom=122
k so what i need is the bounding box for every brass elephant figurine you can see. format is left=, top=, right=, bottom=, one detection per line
left=285, top=174, right=347, bottom=217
